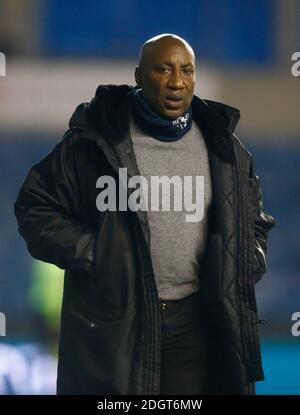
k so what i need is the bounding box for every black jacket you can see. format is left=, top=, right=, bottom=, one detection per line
left=14, top=84, right=276, bottom=394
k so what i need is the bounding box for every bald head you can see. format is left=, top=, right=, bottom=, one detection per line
left=135, top=33, right=196, bottom=120
left=138, top=33, right=195, bottom=69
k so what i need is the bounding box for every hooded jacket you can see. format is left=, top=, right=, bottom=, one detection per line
left=14, top=84, right=276, bottom=394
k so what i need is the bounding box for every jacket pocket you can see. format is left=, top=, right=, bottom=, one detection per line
left=70, top=300, right=136, bottom=327
left=86, top=210, right=138, bottom=316
left=201, top=232, right=223, bottom=304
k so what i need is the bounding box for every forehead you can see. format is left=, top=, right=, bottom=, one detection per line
left=145, top=41, right=195, bottom=65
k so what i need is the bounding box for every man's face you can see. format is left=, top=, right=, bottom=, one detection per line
left=135, top=41, right=195, bottom=120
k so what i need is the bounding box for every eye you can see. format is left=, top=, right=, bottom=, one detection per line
left=183, top=67, right=193, bottom=75
left=158, top=66, right=170, bottom=73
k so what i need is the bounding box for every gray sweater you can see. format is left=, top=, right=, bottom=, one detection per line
left=130, top=116, right=212, bottom=300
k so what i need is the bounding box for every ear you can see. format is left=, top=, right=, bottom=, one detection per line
left=135, top=66, right=141, bottom=86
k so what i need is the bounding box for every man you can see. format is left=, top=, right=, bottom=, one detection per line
left=14, top=34, right=275, bottom=395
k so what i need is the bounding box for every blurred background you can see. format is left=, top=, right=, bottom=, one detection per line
left=0, top=0, right=299, bottom=395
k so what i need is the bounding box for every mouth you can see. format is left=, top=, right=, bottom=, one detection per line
left=164, top=96, right=184, bottom=109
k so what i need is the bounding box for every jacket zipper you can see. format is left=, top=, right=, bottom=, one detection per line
left=132, top=215, right=150, bottom=395
left=231, top=143, right=250, bottom=363
left=94, top=137, right=159, bottom=394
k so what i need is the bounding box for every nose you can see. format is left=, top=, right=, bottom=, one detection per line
left=167, top=69, right=184, bottom=89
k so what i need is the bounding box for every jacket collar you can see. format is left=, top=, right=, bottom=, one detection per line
left=70, top=84, right=240, bottom=163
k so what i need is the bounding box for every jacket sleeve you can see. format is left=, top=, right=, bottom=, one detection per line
left=250, top=160, right=276, bottom=284
left=14, top=132, right=96, bottom=274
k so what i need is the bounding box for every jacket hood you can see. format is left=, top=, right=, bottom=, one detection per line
left=69, top=84, right=241, bottom=162
left=68, top=84, right=133, bottom=135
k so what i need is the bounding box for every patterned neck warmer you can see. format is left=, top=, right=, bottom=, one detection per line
left=132, top=88, right=192, bottom=142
